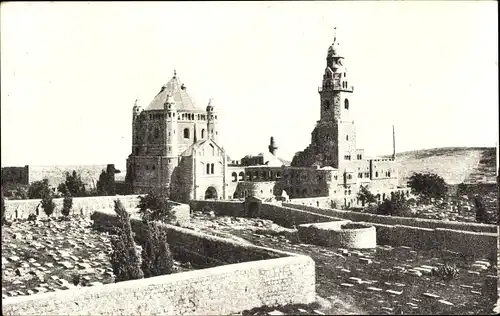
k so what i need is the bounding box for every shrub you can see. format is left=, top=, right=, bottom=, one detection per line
left=432, top=263, right=459, bottom=282
left=407, top=172, right=448, bottom=200
left=1, top=189, right=5, bottom=226
left=141, top=221, right=174, bottom=278
left=41, top=195, right=56, bottom=218
left=58, top=171, right=87, bottom=197
left=138, top=191, right=176, bottom=223
left=110, top=199, right=143, bottom=282
left=28, top=179, right=52, bottom=199
left=376, top=191, right=412, bottom=217
left=474, top=195, right=488, bottom=223
left=357, top=185, right=377, bottom=206
left=62, top=195, right=73, bottom=217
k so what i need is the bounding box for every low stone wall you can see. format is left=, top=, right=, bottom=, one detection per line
left=359, top=222, right=497, bottom=260
left=4, top=195, right=143, bottom=219
left=3, top=211, right=316, bottom=315
left=189, top=200, right=245, bottom=217
left=283, top=203, right=497, bottom=233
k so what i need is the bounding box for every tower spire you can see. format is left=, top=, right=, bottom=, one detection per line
left=392, top=125, right=396, bottom=159
left=333, top=26, right=337, bottom=42
left=173, top=69, right=177, bottom=77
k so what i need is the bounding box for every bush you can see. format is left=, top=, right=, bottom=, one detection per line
left=474, top=195, right=488, bottom=223
left=110, top=199, right=143, bottom=282
left=138, top=191, right=176, bottom=223
left=432, top=263, right=459, bottom=282
left=62, top=195, right=73, bottom=217
left=357, top=185, right=377, bottom=206
left=407, top=172, right=448, bottom=200
left=141, top=221, right=174, bottom=278
left=376, top=191, right=412, bottom=217
left=1, top=189, right=5, bottom=226
left=28, top=179, right=52, bottom=199
left=58, top=171, right=87, bottom=197
left=41, top=195, right=56, bottom=218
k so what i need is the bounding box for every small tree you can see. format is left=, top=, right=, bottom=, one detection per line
left=474, top=195, right=488, bottom=223
left=28, top=179, right=52, bottom=199
left=41, top=195, right=56, bottom=218
left=62, top=195, right=73, bottom=217
left=60, top=171, right=87, bottom=197
left=1, top=188, right=5, bottom=226
left=138, top=191, right=176, bottom=223
left=407, top=172, right=448, bottom=201
left=110, top=199, right=143, bottom=282
left=376, top=191, right=411, bottom=217
left=96, top=170, right=108, bottom=196
left=141, top=220, right=174, bottom=278
left=357, top=185, right=377, bottom=206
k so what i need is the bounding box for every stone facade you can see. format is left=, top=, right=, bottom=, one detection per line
left=126, top=71, right=228, bottom=202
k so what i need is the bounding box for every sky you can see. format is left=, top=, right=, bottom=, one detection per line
left=1, top=1, right=498, bottom=169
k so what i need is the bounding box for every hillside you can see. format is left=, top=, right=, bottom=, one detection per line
left=387, top=147, right=497, bottom=186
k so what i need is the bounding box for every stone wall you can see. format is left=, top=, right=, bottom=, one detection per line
left=3, top=195, right=190, bottom=224
left=4, top=195, right=143, bottom=219
left=189, top=199, right=343, bottom=228
left=284, top=203, right=497, bottom=233
left=188, top=199, right=497, bottom=261
left=3, top=211, right=316, bottom=315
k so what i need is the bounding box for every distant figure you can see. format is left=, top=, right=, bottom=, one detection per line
left=474, top=195, right=487, bottom=223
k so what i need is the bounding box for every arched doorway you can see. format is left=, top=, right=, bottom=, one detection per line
left=205, top=186, right=217, bottom=200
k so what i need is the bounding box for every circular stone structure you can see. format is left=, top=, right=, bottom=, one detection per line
left=297, top=221, right=376, bottom=249
left=336, top=223, right=376, bottom=249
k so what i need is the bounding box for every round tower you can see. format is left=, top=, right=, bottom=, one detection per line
left=164, top=92, right=178, bottom=158
left=268, top=136, right=278, bottom=156
left=206, top=98, right=219, bottom=143
left=132, top=99, right=143, bottom=156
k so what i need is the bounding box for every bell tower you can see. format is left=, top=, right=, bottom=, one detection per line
left=319, top=27, right=354, bottom=123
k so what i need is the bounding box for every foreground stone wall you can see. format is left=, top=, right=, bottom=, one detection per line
left=3, top=211, right=316, bottom=315
left=284, top=203, right=497, bottom=233
left=3, top=257, right=315, bottom=316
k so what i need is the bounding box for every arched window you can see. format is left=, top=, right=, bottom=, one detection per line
left=232, top=172, right=237, bottom=182
left=344, top=99, right=349, bottom=110
left=270, top=171, right=274, bottom=180
left=211, top=163, right=215, bottom=174
left=184, top=128, right=190, bottom=139
left=346, top=135, right=349, bottom=141
left=206, top=164, right=210, bottom=175
left=201, top=129, right=205, bottom=138
left=261, top=171, right=266, bottom=179
left=276, top=172, right=281, bottom=179
left=253, top=171, right=258, bottom=179
left=247, top=172, right=252, bottom=180
left=239, top=172, right=244, bottom=181
left=375, top=171, right=379, bottom=177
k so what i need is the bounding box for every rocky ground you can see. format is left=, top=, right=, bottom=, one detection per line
left=1, top=215, right=192, bottom=299
left=187, top=212, right=498, bottom=315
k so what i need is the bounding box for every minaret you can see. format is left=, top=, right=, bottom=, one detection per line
left=268, top=136, right=278, bottom=155
left=392, top=125, right=396, bottom=159
left=132, top=99, right=142, bottom=156
left=164, top=92, right=178, bottom=158
left=206, top=98, right=218, bottom=143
